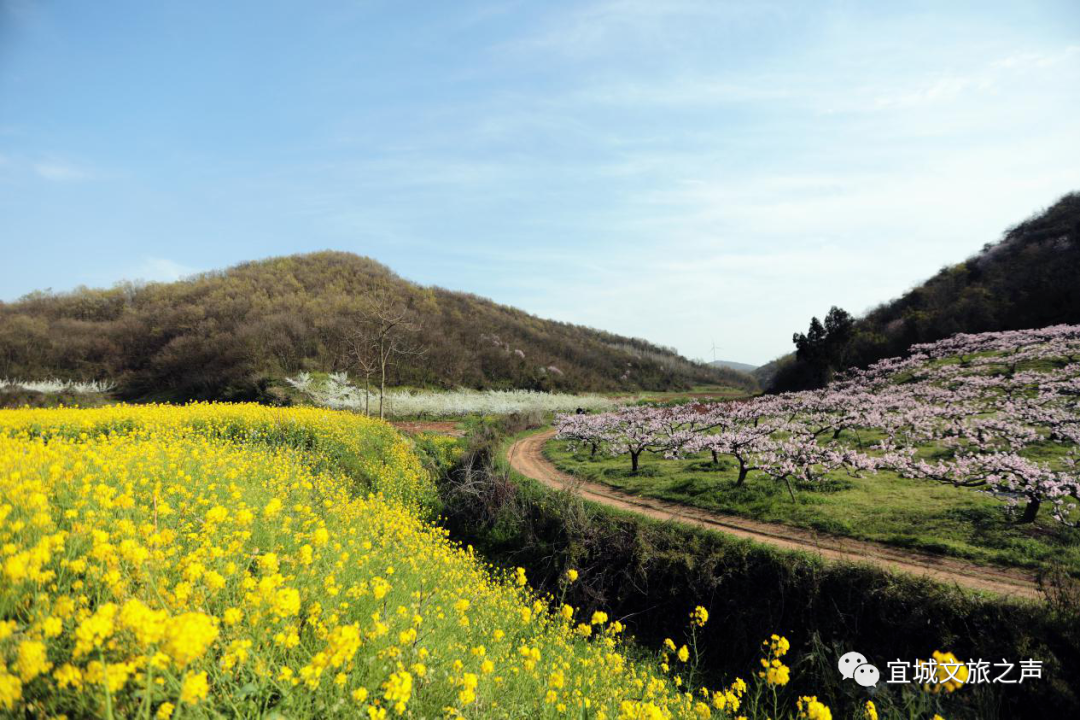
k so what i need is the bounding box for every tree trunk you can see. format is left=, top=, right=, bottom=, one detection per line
left=832, top=427, right=844, bottom=441
left=590, top=443, right=598, bottom=458
left=379, top=358, right=387, bottom=419
left=735, top=459, right=748, bottom=486
left=1019, top=498, right=1041, bottom=524
left=783, top=476, right=796, bottom=502
left=630, top=451, right=640, bottom=473
left=711, top=450, right=719, bottom=465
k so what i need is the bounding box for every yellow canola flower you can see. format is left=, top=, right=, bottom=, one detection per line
left=922, top=650, right=969, bottom=694
left=383, top=670, right=412, bottom=714
left=273, top=588, right=302, bottom=618
left=264, top=498, right=283, bottom=518
left=162, top=613, right=219, bottom=668
left=180, top=671, right=210, bottom=704
left=85, top=660, right=136, bottom=694
left=761, top=660, right=790, bottom=686
left=259, top=552, right=280, bottom=575
left=15, top=641, right=52, bottom=682
left=459, top=672, right=479, bottom=704
left=797, top=695, right=833, bottom=720
left=53, top=664, right=82, bottom=690
left=0, top=668, right=22, bottom=710
left=119, top=598, right=168, bottom=646
left=0, top=404, right=769, bottom=719
left=73, top=603, right=117, bottom=658
left=40, top=616, right=62, bottom=638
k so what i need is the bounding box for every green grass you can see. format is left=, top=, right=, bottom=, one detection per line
left=595, top=384, right=754, bottom=403
left=545, top=438, right=1080, bottom=573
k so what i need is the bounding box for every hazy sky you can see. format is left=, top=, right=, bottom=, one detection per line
left=2, top=1, right=1078, bottom=365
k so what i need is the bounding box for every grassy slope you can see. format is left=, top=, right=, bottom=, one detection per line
left=622, top=384, right=753, bottom=403
left=545, top=438, right=1080, bottom=573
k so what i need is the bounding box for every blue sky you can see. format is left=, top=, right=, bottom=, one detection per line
left=1, top=0, right=1078, bottom=365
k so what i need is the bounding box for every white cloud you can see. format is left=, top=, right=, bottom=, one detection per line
left=574, top=77, right=797, bottom=108
left=33, top=161, right=91, bottom=182
left=872, top=75, right=993, bottom=110
left=497, top=0, right=784, bottom=60
left=870, top=45, right=1079, bottom=112
left=991, top=44, right=1080, bottom=70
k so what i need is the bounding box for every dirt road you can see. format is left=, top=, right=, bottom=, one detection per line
left=507, top=429, right=1041, bottom=600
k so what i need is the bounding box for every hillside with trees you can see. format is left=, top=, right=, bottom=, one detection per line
left=769, top=191, right=1080, bottom=390
left=0, top=251, right=753, bottom=401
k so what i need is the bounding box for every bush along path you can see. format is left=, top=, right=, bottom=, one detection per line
left=508, top=428, right=1040, bottom=599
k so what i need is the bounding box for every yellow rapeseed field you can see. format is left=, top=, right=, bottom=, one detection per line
left=0, top=403, right=435, bottom=512
left=0, top=404, right=754, bottom=718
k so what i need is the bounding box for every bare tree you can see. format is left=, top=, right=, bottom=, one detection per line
left=344, top=289, right=426, bottom=419
left=340, top=325, right=378, bottom=416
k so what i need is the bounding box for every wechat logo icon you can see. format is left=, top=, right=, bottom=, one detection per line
left=839, top=651, right=880, bottom=688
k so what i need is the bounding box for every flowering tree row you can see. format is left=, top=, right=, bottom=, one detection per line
left=287, top=372, right=615, bottom=417
left=556, top=398, right=876, bottom=502
left=0, top=378, right=116, bottom=394
left=557, top=325, right=1080, bottom=524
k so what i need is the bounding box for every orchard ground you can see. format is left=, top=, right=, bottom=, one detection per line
left=610, top=385, right=753, bottom=404
left=545, top=437, right=1080, bottom=574
left=550, top=328, right=1080, bottom=578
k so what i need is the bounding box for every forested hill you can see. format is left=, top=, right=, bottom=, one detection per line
left=0, top=251, right=753, bottom=400
left=771, top=191, right=1080, bottom=390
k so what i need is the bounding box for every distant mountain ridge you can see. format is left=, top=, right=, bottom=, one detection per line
left=0, top=251, right=757, bottom=400
left=709, top=359, right=758, bottom=373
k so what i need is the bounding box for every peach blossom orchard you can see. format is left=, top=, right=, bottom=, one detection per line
left=557, top=326, right=1080, bottom=526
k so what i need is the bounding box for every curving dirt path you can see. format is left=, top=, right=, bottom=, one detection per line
left=508, top=429, right=1041, bottom=600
